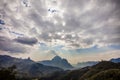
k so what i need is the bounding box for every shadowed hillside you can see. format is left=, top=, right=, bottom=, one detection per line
left=89, top=69, right=120, bottom=80
left=39, top=61, right=120, bottom=80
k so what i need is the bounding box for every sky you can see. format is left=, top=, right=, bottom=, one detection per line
left=0, top=0, right=120, bottom=64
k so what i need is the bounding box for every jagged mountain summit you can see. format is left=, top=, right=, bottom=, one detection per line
left=39, top=56, right=73, bottom=70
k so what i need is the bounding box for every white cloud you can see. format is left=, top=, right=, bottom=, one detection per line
left=0, top=0, right=120, bottom=54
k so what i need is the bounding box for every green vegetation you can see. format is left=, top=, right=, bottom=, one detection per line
left=39, top=71, right=68, bottom=80
left=79, top=61, right=120, bottom=80
left=0, top=65, right=16, bottom=80
left=89, top=69, right=120, bottom=80
left=58, top=67, right=89, bottom=80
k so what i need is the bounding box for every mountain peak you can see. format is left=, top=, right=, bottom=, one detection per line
left=39, top=56, right=73, bottom=70
left=52, top=56, right=62, bottom=61
left=53, top=56, right=62, bottom=59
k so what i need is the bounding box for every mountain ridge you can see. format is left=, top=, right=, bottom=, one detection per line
left=0, top=55, right=63, bottom=78
left=110, top=58, right=120, bottom=63
left=39, top=56, right=73, bottom=70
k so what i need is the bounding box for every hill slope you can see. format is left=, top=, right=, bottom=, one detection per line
left=89, top=69, right=120, bottom=80
left=40, top=61, right=120, bottom=80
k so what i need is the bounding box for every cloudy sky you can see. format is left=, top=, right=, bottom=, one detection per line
left=0, top=0, right=120, bottom=64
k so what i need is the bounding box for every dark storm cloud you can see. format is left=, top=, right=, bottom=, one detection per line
left=14, top=37, right=38, bottom=45
left=0, top=36, right=26, bottom=53
left=70, top=43, right=80, bottom=48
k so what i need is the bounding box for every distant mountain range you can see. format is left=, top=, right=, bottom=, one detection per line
left=0, top=55, right=63, bottom=78
left=74, top=57, right=120, bottom=69
left=110, top=58, right=120, bottom=63
left=74, top=61, right=98, bottom=68
left=38, top=56, right=73, bottom=70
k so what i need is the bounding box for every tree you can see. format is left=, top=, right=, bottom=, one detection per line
left=0, top=65, right=17, bottom=80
